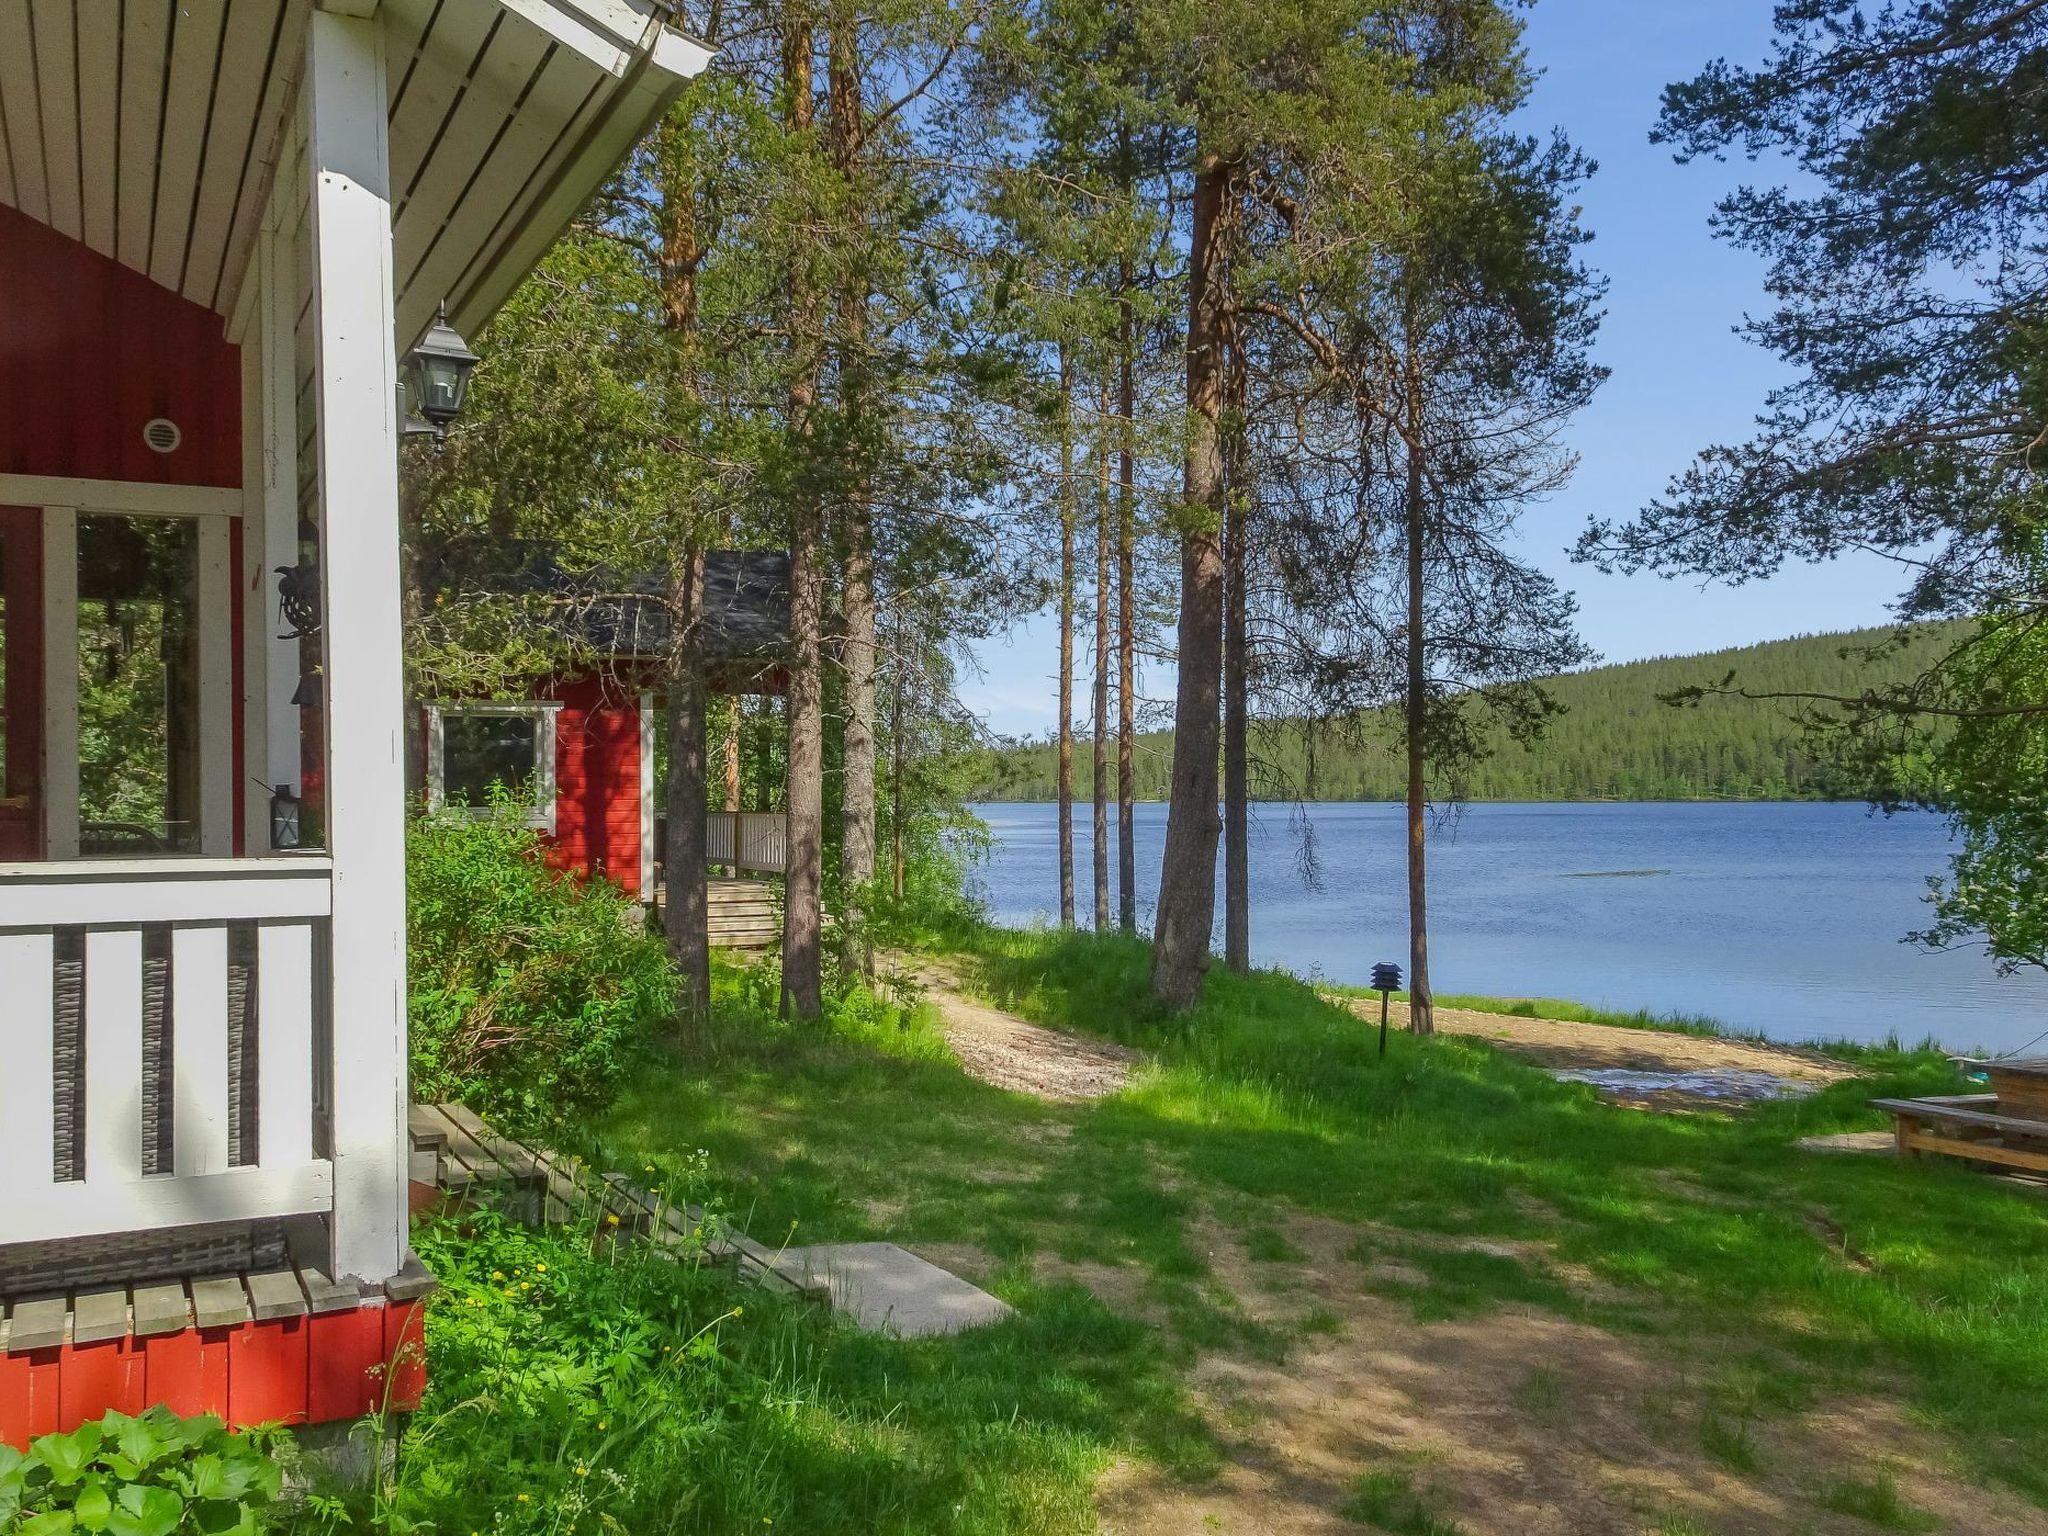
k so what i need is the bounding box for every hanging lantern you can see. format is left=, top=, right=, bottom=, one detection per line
left=401, top=302, right=479, bottom=443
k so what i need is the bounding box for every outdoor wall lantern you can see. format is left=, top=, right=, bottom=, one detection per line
left=270, top=784, right=302, bottom=851
left=401, top=302, right=479, bottom=444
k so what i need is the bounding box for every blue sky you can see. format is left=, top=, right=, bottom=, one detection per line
left=956, top=0, right=1909, bottom=738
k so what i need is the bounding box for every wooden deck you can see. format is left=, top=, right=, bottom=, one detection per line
left=409, top=1103, right=824, bottom=1301
left=0, top=1232, right=434, bottom=1448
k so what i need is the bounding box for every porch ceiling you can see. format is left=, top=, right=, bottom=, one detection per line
left=0, top=0, right=708, bottom=346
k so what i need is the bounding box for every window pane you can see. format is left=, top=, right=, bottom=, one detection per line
left=78, top=517, right=199, bottom=856
left=443, top=714, right=541, bottom=808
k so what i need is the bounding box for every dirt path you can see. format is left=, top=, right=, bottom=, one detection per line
left=903, top=960, right=1136, bottom=1102
left=1335, top=996, right=1856, bottom=1090
left=1087, top=1209, right=2046, bottom=1536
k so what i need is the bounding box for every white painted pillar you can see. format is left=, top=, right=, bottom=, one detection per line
left=260, top=222, right=304, bottom=805
left=41, top=507, right=78, bottom=861
left=239, top=281, right=273, bottom=856
left=196, top=517, right=236, bottom=857
left=304, top=8, right=407, bottom=1288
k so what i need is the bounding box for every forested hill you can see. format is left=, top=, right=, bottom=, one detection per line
left=967, top=623, right=1966, bottom=803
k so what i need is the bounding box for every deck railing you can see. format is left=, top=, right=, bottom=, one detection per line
left=706, top=811, right=788, bottom=875
left=0, top=858, right=335, bottom=1246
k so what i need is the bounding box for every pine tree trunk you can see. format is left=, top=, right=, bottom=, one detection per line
left=652, top=113, right=709, bottom=1003
left=1403, top=367, right=1434, bottom=1037
left=829, top=8, right=875, bottom=974
left=1093, top=379, right=1113, bottom=932
left=890, top=646, right=907, bottom=901
left=1057, top=342, right=1077, bottom=929
left=1151, top=151, right=1235, bottom=1009
left=1117, top=255, right=1138, bottom=934
left=663, top=548, right=710, bottom=1015
left=1222, top=312, right=1250, bottom=973
left=780, top=5, right=825, bottom=1020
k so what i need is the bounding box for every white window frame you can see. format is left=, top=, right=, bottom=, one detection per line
left=424, top=701, right=562, bottom=833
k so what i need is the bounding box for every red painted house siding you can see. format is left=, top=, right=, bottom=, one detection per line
left=545, top=676, right=646, bottom=898
left=0, top=204, right=242, bottom=486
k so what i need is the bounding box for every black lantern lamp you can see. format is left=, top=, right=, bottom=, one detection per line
left=270, top=784, right=302, bottom=851
left=1369, top=961, right=1402, bottom=1059
left=401, top=302, right=479, bottom=444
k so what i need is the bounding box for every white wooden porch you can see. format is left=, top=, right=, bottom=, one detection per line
left=0, top=1, right=710, bottom=1295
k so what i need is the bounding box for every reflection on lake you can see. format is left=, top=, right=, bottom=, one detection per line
left=968, top=800, right=2048, bottom=1055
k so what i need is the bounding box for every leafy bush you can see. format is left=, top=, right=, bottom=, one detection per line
left=408, top=800, right=677, bottom=1129
left=3, top=1408, right=284, bottom=1536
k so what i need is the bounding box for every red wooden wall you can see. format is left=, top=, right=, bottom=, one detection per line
left=0, top=203, right=242, bottom=487
left=0, top=1300, right=425, bottom=1450
left=545, top=676, right=646, bottom=898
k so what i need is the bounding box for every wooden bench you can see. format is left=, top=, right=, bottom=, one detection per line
left=1874, top=1092, right=2048, bottom=1177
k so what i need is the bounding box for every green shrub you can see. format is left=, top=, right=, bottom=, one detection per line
left=2, top=1408, right=284, bottom=1536
left=407, top=800, right=677, bottom=1130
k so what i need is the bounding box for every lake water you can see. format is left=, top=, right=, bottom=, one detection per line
left=966, top=800, right=2048, bottom=1055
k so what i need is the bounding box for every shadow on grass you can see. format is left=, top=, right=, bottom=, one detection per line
left=599, top=931, right=2048, bottom=1511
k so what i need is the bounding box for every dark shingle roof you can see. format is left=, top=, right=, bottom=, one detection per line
left=572, top=551, right=792, bottom=663
left=424, top=543, right=791, bottom=665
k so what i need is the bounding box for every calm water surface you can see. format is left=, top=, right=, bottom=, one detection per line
left=968, top=801, right=2048, bottom=1055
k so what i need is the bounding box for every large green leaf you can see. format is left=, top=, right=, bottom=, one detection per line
left=107, top=1483, right=183, bottom=1536
left=31, top=1424, right=104, bottom=1486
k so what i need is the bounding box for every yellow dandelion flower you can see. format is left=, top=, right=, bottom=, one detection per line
left=606, top=1214, right=620, bottom=1227
left=535, top=1263, right=547, bottom=1273
left=575, top=1466, right=588, bottom=1477
left=517, top=1494, right=530, bottom=1504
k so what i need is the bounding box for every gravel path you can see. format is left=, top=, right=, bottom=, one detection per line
left=905, top=962, right=1136, bottom=1101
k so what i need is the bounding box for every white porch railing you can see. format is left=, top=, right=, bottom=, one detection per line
left=706, top=812, right=789, bottom=875
left=0, top=858, right=334, bottom=1246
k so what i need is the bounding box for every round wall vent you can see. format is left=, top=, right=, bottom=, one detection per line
left=142, top=417, right=183, bottom=455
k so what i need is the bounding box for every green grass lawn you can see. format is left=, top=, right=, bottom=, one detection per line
left=589, top=926, right=2048, bottom=1529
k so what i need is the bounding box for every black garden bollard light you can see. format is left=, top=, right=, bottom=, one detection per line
left=1370, top=962, right=1402, bottom=1059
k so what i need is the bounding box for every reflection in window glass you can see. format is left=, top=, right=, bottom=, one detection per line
left=78, top=518, right=199, bottom=856
left=441, top=712, right=542, bottom=810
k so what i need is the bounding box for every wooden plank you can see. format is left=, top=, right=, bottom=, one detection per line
left=116, top=0, right=172, bottom=271
left=428, top=1104, right=507, bottom=1185
left=183, top=0, right=281, bottom=307
left=172, top=924, right=233, bottom=1177
left=286, top=1230, right=364, bottom=1317
left=150, top=0, right=227, bottom=294
left=245, top=1269, right=309, bottom=1322
left=42, top=509, right=79, bottom=861
left=76, top=13, right=120, bottom=256
left=188, top=1277, right=251, bottom=1331
left=83, top=928, right=145, bottom=1187
left=1875, top=1099, right=2048, bottom=1139
left=256, top=920, right=319, bottom=1167
left=11, top=1162, right=332, bottom=1243
left=383, top=1251, right=437, bottom=1303
left=70, top=1288, right=130, bottom=1347
left=385, top=3, right=503, bottom=215
left=31, top=0, right=81, bottom=240
left=195, top=520, right=238, bottom=856
left=1901, top=1129, right=2048, bottom=1176
left=437, top=1102, right=539, bottom=1182
left=6, top=1296, right=69, bottom=1354
left=213, top=0, right=309, bottom=322
left=130, top=1284, right=194, bottom=1340
left=0, top=0, right=49, bottom=224
left=408, top=1104, right=450, bottom=1148
left=0, top=931, right=57, bottom=1194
